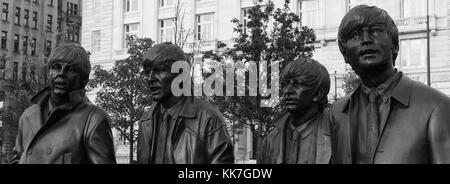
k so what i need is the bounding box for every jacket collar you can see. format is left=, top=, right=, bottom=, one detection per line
left=31, top=87, right=87, bottom=109
left=341, top=72, right=411, bottom=113
left=166, top=97, right=197, bottom=120
left=141, top=96, right=197, bottom=121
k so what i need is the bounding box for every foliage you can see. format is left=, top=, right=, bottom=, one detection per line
left=88, top=35, right=153, bottom=162
left=201, top=0, right=316, bottom=147
left=342, top=68, right=361, bottom=95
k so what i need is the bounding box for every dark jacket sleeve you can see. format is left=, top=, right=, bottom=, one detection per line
left=428, top=99, right=450, bottom=163
left=84, top=108, right=117, bottom=164
left=206, top=117, right=234, bottom=164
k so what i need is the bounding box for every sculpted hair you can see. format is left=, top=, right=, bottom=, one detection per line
left=143, top=42, right=188, bottom=72
left=338, top=5, right=399, bottom=64
left=48, top=43, right=91, bottom=87
left=281, top=58, right=331, bottom=110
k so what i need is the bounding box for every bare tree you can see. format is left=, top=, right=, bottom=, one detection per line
left=173, top=0, right=193, bottom=49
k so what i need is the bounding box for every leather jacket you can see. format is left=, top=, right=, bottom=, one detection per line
left=137, top=97, right=234, bottom=164
left=11, top=88, right=116, bottom=164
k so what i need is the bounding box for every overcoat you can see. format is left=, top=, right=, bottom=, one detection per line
left=11, top=88, right=116, bottom=164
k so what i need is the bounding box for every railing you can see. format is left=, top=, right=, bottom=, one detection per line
left=395, top=16, right=428, bottom=27
left=312, top=15, right=436, bottom=42
left=185, top=40, right=218, bottom=53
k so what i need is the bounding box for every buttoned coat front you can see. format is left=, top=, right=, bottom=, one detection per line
left=330, top=75, right=450, bottom=164
left=11, top=88, right=116, bottom=164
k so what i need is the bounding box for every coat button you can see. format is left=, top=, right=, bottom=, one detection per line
left=27, top=150, right=32, bottom=155
left=46, top=147, right=52, bottom=155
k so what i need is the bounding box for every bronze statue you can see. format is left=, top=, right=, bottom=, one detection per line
left=330, top=5, right=450, bottom=164
left=258, top=58, right=331, bottom=164
left=11, top=43, right=116, bottom=164
left=137, top=42, right=234, bottom=164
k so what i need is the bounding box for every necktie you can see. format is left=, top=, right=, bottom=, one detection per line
left=367, top=90, right=380, bottom=157
left=155, top=109, right=171, bottom=164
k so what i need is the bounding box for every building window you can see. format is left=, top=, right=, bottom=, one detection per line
left=299, top=0, right=321, bottom=28
left=30, top=65, right=36, bottom=81
left=348, top=0, right=376, bottom=10
left=125, top=0, right=139, bottom=12
left=93, top=0, right=100, bottom=14
left=0, top=59, right=5, bottom=79
left=402, top=0, right=427, bottom=18
left=160, top=0, right=174, bottom=7
left=196, top=13, right=214, bottom=41
left=92, top=30, right=101, bottom=52
left=398, top=38, right=427, bottom=68
left=23, top=36, right=28, bottom=55
left=22, top=63, right=27, bottom=81
left=124, top=23, right=140, bottom=47
left=67, top=2, right=72, bottom=14
left=0, top=59, right=5, bottom=69
left=1, top=31, right=6, bottom=49
left=241, top=8, right=250, bottom=35
left=74, top=31, right=79, bottom=42
left=14, top=34, right=19, bottom=53
left=24, top=9, right=29, bottom=26
left=31, top=38, right=36, bottom=56
left=13, top=62, right=18, bottom=81
left=0, top=59, right=5, bottom=80
left=2, top=3, right=8, bottom=22
left=45, top=40, right=52, bottom=57
left=74, top=4, right=78, bottom=15
left=57, top=18, right=61, bottom=32
left=47, top=14, right=53, bottom=32
left=32, top=11, right=38, bottom=29
left=66, top=2, right=78, bottom=15
left=15, top=7, right=20, bottom=25
left=159, top=19, right=174, bottom=43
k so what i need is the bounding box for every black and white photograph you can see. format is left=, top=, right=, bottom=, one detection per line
left=0, top=0, right=450, bottom=174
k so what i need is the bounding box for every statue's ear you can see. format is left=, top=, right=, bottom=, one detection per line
left=392, top=44, right=399, bottom=60
left=313, top=88, right=324, bottom=102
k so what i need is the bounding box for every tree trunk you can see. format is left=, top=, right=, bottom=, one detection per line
left=129, top=122, right=134, bottom=164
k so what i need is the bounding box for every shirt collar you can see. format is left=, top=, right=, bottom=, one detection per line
left=32, top=87, right=87, bottom=110
left=361, top=71, right=403, bottom=103
left=287, top=112, right=320, bottom=140
left=342, top=71, right=411, bottom=112
left=150, top=97, right=197, bottom=121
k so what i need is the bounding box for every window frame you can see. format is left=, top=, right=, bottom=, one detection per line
left=195, top=13, right=214, bottom=42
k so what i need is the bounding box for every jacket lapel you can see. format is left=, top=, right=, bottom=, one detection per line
left=341, top=89, right=359, bottom=164
left=275, top=122, right=285, bottom=164
left=26, top=89, right=87, bottom=150
left=373, top=74, right=412, bottom=161
left=315, top=113, right=331, bottom=164
left=23, top=105, right=44, bottom=151
left=140, top=103, right=158, bottom=163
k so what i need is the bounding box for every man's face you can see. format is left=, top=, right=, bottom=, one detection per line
left=281, top=77, right=317, bottom=113
left=49, top=61, right=83, bottom=97
left=145, top=65, right=175, bottom=102
left=343, top=23, right=397, bottom=70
